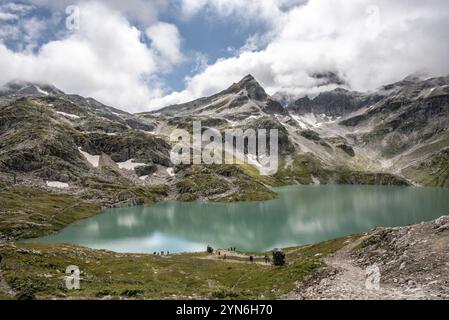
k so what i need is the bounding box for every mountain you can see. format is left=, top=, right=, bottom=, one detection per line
left=0, top=80, right=279, bottom=209
left=151, top=75, right=287, bottom=118
left=1, top=74, right=448, bottom=213
left=288, top=88, right=384, bottom=117
left=339, top=76, right=449, bottom=187
left=0, top=81, right=174, bottom=207
left=0, top=80, right=64, bottom=99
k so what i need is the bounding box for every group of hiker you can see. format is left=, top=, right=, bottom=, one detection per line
left=153, top=251, right=169, bottom=256
left=207, top=245, right=284, bottom=265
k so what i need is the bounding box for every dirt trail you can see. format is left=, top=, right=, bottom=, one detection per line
left=287, top=217, right=449, bottom=300
left=293, top=239, right=417, bottom=300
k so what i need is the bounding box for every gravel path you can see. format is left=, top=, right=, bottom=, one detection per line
left=286, top=217, right=449, bottom=300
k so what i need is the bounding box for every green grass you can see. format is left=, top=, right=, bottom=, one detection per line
left=175, top=164, right=278, bottom=202
left=0, top=187, right=101, bottom=240
left=402, top=148, right=449, bottom=188
left=0, top=234, right=360, bottom=300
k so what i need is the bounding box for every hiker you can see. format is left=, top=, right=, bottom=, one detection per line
left=218, top=251, right=221, bottom=256
left=264, top=255, right=270, bottom=264
left=249, top=256, right=254, bottom=263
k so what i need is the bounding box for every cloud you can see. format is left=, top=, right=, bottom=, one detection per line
left=151, top=0, right=449, bottom=109
left=24, top=0, right=169, bottom=26
left=180, top=0, right=304, bottom=26
left=0, top=12, right=18, bottom=21
left=0, top=1, right=167, bottom=112
left=146, top=21, right=184, bottom=66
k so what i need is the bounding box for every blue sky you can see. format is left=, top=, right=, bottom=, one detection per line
left=0, top=0, right=265, bottom=91
left=158, top=10, right=268, bottom=92
left=1, top=0, right=448, bottom=112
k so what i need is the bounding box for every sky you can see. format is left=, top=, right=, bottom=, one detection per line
left=0, top=0, right=449, bottom=113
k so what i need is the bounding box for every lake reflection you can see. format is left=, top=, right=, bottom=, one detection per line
left=27, top=185, right=449, bottom=253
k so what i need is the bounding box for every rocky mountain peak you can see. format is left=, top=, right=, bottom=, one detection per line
left=226, top=74, right=268, bottom=101
left=0, top=80, right=64, bottom=97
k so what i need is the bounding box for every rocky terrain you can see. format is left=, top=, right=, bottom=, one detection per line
left=0, top=79, right=279, bottom=212
left=288, top=216, right=449, bottom=300
left=2, top=74, right=448, bottom=204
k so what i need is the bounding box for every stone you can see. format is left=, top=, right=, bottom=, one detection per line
left=272, top=249, right=286, bottom=266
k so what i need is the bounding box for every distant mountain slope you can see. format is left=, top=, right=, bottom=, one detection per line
left=288, top=88, right=384, bottom=117
left=0, top=81, right=277, bottom=204
left=338, top=76, right=449, bottom=185
left=1, top=74, right=448, bottom=209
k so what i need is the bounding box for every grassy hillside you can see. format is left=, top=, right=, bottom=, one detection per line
left=0, top=235, right=360, bottom=300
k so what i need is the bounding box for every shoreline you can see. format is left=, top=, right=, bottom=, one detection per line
left=11, top=183, right=449, bottom=256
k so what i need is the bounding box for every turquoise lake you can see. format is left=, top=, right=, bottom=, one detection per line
left=26, top=185, right=449, bottom=253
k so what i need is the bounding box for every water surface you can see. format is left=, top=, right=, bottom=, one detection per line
left=27, top=185, right=449, bottom=253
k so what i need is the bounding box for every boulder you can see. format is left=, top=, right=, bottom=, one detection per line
left=272, top=249, right=286, bottom=266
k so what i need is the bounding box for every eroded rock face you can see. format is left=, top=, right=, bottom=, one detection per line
left=288, top=88, right=383, bottom=117
left=135, top=164, right=157, bottom=177
left=80, top=132, right=171, bottom=166
left=336, top=144, right=355, bottom=157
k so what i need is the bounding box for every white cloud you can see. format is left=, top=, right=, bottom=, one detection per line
left=151, top=0, right=449, bottom=109
left=0, top=2, right=165, bottom=112
left=25, top=0, right=169, bottom=25
left=146, top=21, right=183, bottom=66
left=0, top=12, right=18, bottom=21
left=0, top=2, right=34, bottom=15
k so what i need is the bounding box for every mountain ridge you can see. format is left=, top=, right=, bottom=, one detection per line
left=1, top=74, right=448, bottom=211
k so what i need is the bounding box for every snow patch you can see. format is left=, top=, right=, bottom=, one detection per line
left=311, top=176, right=321, bottom=185
left=117, top=159, right=146, bottom=170
left=226, top=119, right=239, bottom=127
left=46, top=181, right=69, bottom=189
left=166, top=168, right=175, bottom=177
left=291, top=114, right=322, bottom=129
left=56, top=111, right=80, bottom=119
left=78, top=147, right=100, bottom=168
left=111, top=112, right=125, bottom=119
left=35, top=85, right=49, bottom=95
